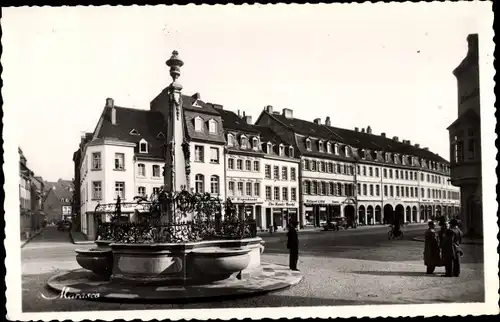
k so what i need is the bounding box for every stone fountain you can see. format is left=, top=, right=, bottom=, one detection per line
left=47, top=51, right=303, bottom=301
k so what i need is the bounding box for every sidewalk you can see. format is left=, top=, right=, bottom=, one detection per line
left=69, top=230, right=95, bottom=245
left=412, top=236, right=483, bottom=245
left=21, top=227, right=47, bottom=248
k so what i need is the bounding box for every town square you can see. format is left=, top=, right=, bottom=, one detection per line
left=4, top=3, right=497, bottom=320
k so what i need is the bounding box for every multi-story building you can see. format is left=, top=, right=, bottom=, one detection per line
left=255, top=106, right=460, bottom=228
left=447, top=34, right=482, bottom=236
left=43, top=179, right=73, bottom=223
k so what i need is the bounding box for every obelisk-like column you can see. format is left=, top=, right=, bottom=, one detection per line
left=164, top=50, right=187, bottom=223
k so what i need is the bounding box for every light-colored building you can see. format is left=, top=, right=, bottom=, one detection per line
left=255, top=106, right=460, bottom=228
left=448, top=33, right=482, bottom=236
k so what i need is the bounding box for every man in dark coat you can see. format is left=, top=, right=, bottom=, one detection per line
left=393, top=217, right=401, bottom=238
left=424, top=221, right=441, bottom=274
left=287, top=221, right=299, bottom=271
left=441, top=219, right=463, bottom=277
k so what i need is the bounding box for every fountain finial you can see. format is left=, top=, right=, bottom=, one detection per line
left=166, top=50, right=184, bottom=82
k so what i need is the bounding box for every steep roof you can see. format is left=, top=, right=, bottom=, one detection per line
left=251, top=125, right=290, bottom=146
left=182, top=95, right=226, bottom=144
left=96, top=106, right=166, bottom=158
left=218, top=109, right=260, bottom=134
left=265, top=111, right=449, bottom=164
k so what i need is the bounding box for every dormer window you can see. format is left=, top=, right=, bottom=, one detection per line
left=208, top=119, right=217, bottom=134
left=156, top=132, right=165, bottom=139
left=139, top=139, right=148, bottom=154
left=227, top=134, right=235, bottom=147
left=306, top=138, right=311, bottom=151
left=240, top=135, right=248, bottom=149
left=252, top=137, right=259, bottom=150
left=194, top=116, right=203, bottom=132
left=318, top=140, right=324, bottom=152
left=267, top=142, right=272, bottom=154
left=279, top=144, right=285, bottom=156
left=334, top=144, right=339, bottom=155
left=344, top=145, right=350, bottom=157
left=385, top=153, right=391, bottom=162
left=129, top=129, right=140, bottom=135
left=193, top=99, right=202, bottom=107
left=394, top=154, right=400, bottom=164
left=289, top=146, right=294, bottom=158
left=360, top=149, right=366, bottom=160
left=327, top=142, right=332, bottom=154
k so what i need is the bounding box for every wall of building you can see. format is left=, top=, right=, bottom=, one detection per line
left=189, top=142, right=226, bottom=199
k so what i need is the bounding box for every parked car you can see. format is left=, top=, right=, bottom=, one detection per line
left=57, top=220, right=72, bottom=231
left=323, top=217, right=348, bottom=231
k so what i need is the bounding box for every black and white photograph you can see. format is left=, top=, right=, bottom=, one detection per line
left=3, top=2, right=497, bottom=320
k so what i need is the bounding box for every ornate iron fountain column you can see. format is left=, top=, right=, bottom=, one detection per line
left=164, top=50, right=187, bottom=223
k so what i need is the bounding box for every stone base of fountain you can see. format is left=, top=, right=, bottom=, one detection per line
left=47, top=262, right=303, bottom=301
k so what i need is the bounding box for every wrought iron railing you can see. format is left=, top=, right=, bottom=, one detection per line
left=94, top=188, right=257, bottom=243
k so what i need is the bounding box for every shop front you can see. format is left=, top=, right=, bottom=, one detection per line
left=303, top=196, right=345, bottom=228
left=228, top=196, right=263, bottom=227
left=263, top=201, right=298, bottom=231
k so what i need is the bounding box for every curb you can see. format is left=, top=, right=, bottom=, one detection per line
left=21, top=227, right=47, bottom=248
left=411, top=237, right=483, bottom=246
left=69, top=231, right=95, bottom=245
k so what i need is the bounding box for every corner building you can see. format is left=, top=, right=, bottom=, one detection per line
left=255, top=106, right=460, bottom=228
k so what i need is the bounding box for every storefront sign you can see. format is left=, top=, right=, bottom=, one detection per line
left=267, top=202, right=297, bottom=208
left=304, top=199, right=341, bottom=205
left=229, top=197, right=261, bottom=203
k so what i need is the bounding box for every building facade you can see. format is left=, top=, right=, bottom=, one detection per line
left=255, top=106, right=460, bottom=228
left=447, top=33, right=482, bottom=236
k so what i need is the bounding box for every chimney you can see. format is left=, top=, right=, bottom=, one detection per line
left=265, top=105, right=273, bottom=114
left=361, top=128, right=365, bottom=133
left=381, top=132, right=386, bottom=137
left=313, top=118, right=321, bottom=125
left=393, top=136, right=399, bottom=142
left=282, top=108, right=294, bottom=119
left=415, top=143, right=420, bottom=148
left=106, top=98, right=116, bottom=125
left=406, top=140, right=411, bottom=145
left=423, top=147, right=429, bottom=151
left=244, top=115, right=252, bottom=124
left=238, top=110, right=241, bottom=117
left=355, top=127, right=359, bottom=132
left=325, top=116, right=331, bottom=126
left=367, top=126, right=372, bottom=134
left=192, top=92, right=201, bottom=100
left=212, top=103, right=223, bottom=110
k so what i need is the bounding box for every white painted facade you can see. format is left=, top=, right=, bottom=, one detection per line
left=190, top=142, right=225, bottom=200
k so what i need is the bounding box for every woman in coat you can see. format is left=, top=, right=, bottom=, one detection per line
left=424, top=221, right=441, bottom=274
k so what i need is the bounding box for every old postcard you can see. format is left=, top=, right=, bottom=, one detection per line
left=3, top=2, right=498, bottom=321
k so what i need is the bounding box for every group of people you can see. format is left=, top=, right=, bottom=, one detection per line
left=424, top=218, right=463, bottom=277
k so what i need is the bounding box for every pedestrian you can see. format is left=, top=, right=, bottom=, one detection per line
left=287, top=220, right=299, bottom=271
left=273, top=220, right=278, bottom=233
left=424, top=221, right=441, bottom=274
left=440, top=219, right=463, bottom=277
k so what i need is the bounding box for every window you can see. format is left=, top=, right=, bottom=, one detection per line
left=369, top=167, right=373, bottom=176
left=195, top=146, right=204, bottom=162
left=195, top=117, right=203, bottom=132
left=282, top=167, right=288, bottom=180
left=327, top=143, right=332, bottom=154
left=320, top=161, right=326, bottom=172
left=210, top=175, right=219, bottom=194
left=376, top=185, right=380, bottom=196
left=415, top=188, right=418, bottom=198
left=92, top=181, right=102, bottom=200
left=427, top=188, right=430, bottom=198
left=153, top=165, right=161, bottom=177
left=289, top=147, right=294, bottom=157
left=375, top=168, right=379, bottom=177
left=240, top=136, right=248, bottom=149
left=227, top=134, right=235, bottom=147
left=370, top=184, right=374, bottom=196
left=311, top=161, right=317, bottom=171
left=383, top=169, right=387, bottom=178
left=253, top=161, right=260, bottom=172
left=237, top=182, right=244, bottom=196
left=405, top=171, right=409, bottom=180
left=254, top=183, right=260, bottom=197
left=290, top=168, right=296, bottom=181
left=265, top=165, right=271, bottom=179
left=267, top=143, right=272, bottom=154
left=153, top=187, right=160, bottom=195
left=273, top=166, right=279, bottom=180
left=357, top=183, right=361, bottom=196
left=312, top=181, right=318, bottom=195
left=245, top=160, right=252, bottom=171
left=421, top=188, right=425, bottom=197
left=319, top=141, right=324, bottom=152
left=395, top=170, right=399, bottom=179
left=427, top=174, right=430, bottom=182
left=252, top=137, right=259, bottom=150
left=291, top=188, right=297, bottom=201
left=329, top=182, right=335, bottom=195
left=396, top=186, right=400, bottom=197
left=319, top=182, right=325, bottom=195
left=328, top=162, right=333, bottom=173
left=195, top=174, right=204, bottom=193
left=409, top=172, right=413, bottom=180
left=139, top=140, right=148, bottom=153
left=92, top=152, right=101, bottom=170
left=421, top=173, right=424, bottom=181
left=384, top=185, right=388, bottom=196
left=265, top=186, right=272, bottom=200
left=282, top=187, right=288, bottom=201
left=115, top=182, right=125, bottom=199
left=137, top=163, right=146, bottom=177
left=208, top=120, right=217, bottom=134
left=279, top=144, right=284, bottom=156
left=303, top=181, right=310, bottom=194
left=467, top=138, right=476, bottom=160
left=337, top=164, right=341, bottom=173
left=137, top=186, right=146, bottom=197
left=210, top=148, right=219, bottom=163
left=228, top=181, right=235, bottom=195
left=410, top=187, right=414, bottom=197
left=306, top=139, right=311, bottom=151
left=363, top=184, right=367, bottom=196
left=114, top=153, right=125, bottom=170
left=334, top=144, right=339, bottom=155
left=237, top=159, right=243, bottom=170
left=274, top=187, right=280, bottom=200
left=246, top=182, right=252, bottom=196
left=363, top=166, right=366, bottom=176
left=228, top=158, right=234, bottom=170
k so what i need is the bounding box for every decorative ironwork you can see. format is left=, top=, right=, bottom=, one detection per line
left=95, top=188, right=257, bottom=244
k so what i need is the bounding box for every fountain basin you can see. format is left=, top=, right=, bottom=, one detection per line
left=75, top=248, right=113, bottom=277
left=191, top=247, right=251, bottom=279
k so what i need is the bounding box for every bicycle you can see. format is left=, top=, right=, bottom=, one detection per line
left=387, top=225, right=404, bottom=240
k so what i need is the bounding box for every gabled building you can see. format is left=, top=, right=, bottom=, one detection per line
left=448, top=34, right=482, bottom=236
left=255, top=105, right=460, bottom=228
left=43, top=179, right=73, bottom=222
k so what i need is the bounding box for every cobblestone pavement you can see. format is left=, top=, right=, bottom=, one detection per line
left=20, top=225, right=484, bottom=312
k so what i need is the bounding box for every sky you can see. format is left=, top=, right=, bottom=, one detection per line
left=3, top=3, right=488, bottom=182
